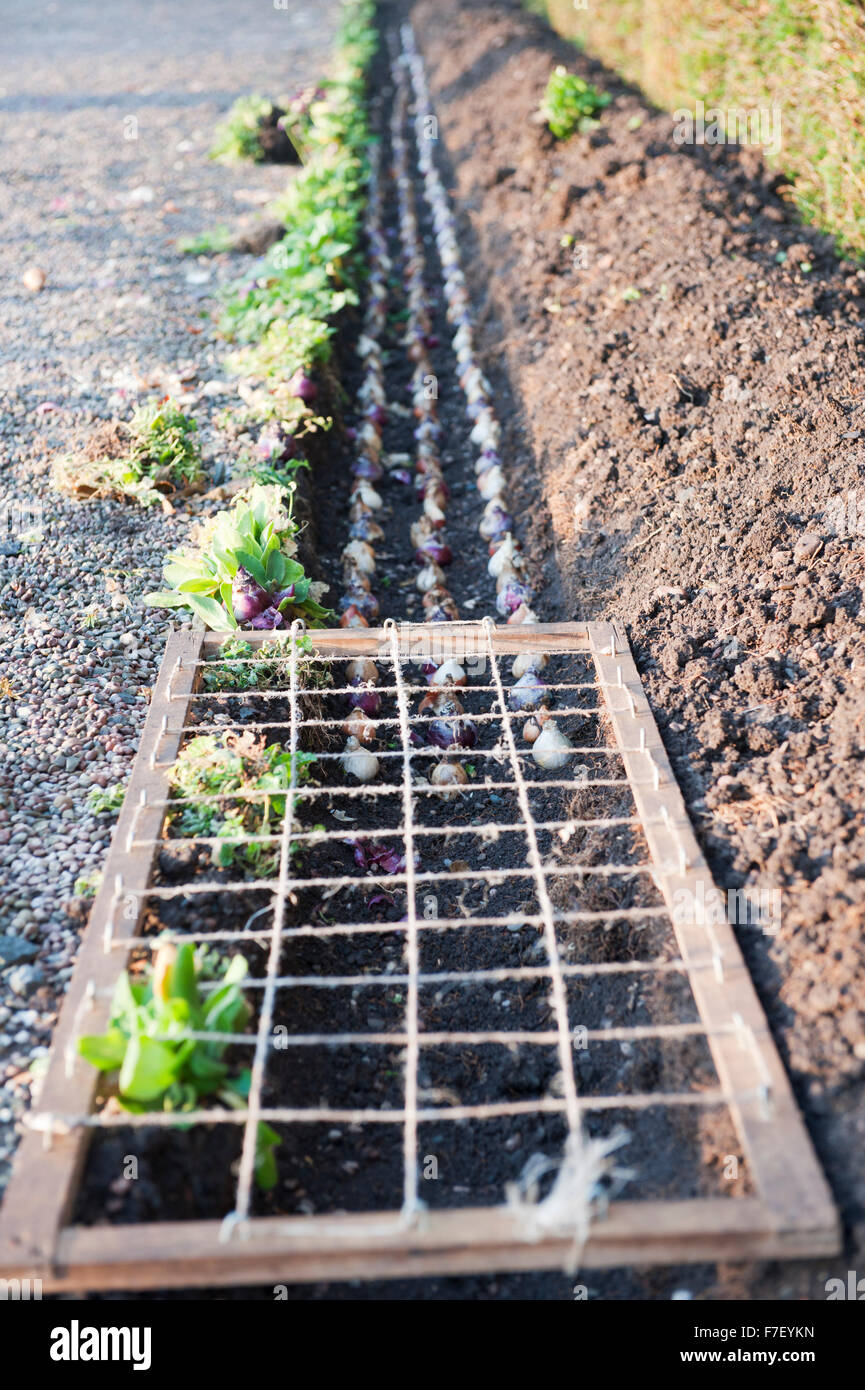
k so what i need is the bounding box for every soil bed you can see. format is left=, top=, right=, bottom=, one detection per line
left=397, top=0, right=865, bottom=1300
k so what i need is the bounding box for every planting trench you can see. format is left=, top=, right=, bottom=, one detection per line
left=1, top=0, right=861, bottom=1301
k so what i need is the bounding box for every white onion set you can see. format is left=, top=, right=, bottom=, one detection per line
left=391, top=71, right=460, bottom=627
left=399, top=31, right=574, bottom=772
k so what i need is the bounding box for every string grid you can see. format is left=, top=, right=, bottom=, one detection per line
left=30, top=622, right=781, bottom=1252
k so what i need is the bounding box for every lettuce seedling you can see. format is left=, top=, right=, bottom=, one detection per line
left=167, top=731, right=316, bottom=872
left=540, top=67, right=611, bottom=139
left=143, top=482, right=332, bottom=629
left=78, top=941, right=280, bottom=1190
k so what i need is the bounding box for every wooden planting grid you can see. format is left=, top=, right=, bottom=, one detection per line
left=0, top=621, right=839, bottom=1290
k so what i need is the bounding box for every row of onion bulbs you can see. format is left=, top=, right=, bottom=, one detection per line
left=339, top=139, right=388, bottom=631
left=391, top=70, right=459, bottom=624
left=341, top=77, right=476, bottom=793
left=392, top=63, right=478, bottom=795
left=400, top=30, right=574, bottom=773
left=338, top=143, right=390, bottom=781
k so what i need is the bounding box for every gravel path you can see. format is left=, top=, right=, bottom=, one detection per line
left=0, top=0, right=340, bottom=1188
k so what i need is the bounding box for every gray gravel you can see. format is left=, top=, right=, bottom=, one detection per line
left=0, top=0, right=339, bottom=1188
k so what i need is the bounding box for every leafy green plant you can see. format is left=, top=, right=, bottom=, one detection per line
left=53, top=397, right=203, bottom=506
left=78, top=941, right=279, bottom=1190
left=210, top=94, right=299, bottom=164
left=87, top=782, right=126, bottom=815
left=226, top=315, right=333, bottom=384
left=179, top=225, right=234, bottom=256
left=126, top=398, right=202, bottom=486
left=74, top=870, right=102, bottom=898
left=143, top=483, right=331, bottom=629
left=202, top=633, right=331, bottom=693
left=217, top=5, right=376, bottom=356
left=167, top=730, right=315, bottom=872
left=539, top=66, right=611, bottom=138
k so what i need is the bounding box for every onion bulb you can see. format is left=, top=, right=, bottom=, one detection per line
left=339, top=606, right=369, bottom=628
left=416, top=561, right=445, bottom=592
left=496, top=580, right=532, bottom=618
left=340, top=736, right=379, bottom=783
left=343, top=708, right=376, bottom=742
left=489, top=535, right=522, bottom=579
left=348, top=675, right=381, bottom=716
left=477, top=466, right=506, bottom=500
left=479, top=502, right=513, bottom=542
left=350, top=455, right=384, bottom=483
left=350, top=482, right=383, bottom=511
left=419, top=690, right=464, bottom=717
left=509, top=668, right=548, bottom=710
left=348, top=516, right=385, bottom=544
left=341, top=540, right=376, bottom=576
left=415, top=535, right=453, bottom=567
left=507, top=603, right=539, bottom=626
left=411, top=516, right=435, bottom=550
left=512, top=652, right=548, bottom=679
left=346, top=658, right=379, bottom=684
left=531, top=719, right=573, bottom=771
left=429, top=761, right=468, bottom=797
left=430, top=659, right=466, bottom=687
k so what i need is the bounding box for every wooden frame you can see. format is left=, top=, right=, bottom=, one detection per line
left=0, top=622, right=839, bottom=1291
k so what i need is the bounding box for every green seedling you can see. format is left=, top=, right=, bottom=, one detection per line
left=87, top=783, right=126, bottom=816
left=53, top=397, right=203, bottom=507
left=179, top=225, right=234, bottom=256
left=167, top=730, right=315, bottom=872
left=202, top=633, right=330, bottom=694
left=540, top=67, right=611, bottom=139
left=78, top=941, right=279, bottom=1191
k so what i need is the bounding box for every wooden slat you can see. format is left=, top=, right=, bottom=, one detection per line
left=201, top=620, right=592, bottom=657
left=0, top=627, right=204, bottom=1275
left=589, top=620, right=839, bottom=1245
left=1, top=1197, right=839, bottom=1293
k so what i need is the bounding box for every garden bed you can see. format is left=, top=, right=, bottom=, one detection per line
left=0, top=0, right=856, bottom=1300
left=0, top=624, right=837, bottom=1290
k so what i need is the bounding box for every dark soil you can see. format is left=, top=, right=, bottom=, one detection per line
left=400, top=0, right=865, bottom=1300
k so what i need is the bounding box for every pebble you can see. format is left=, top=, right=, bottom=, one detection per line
left=6, top=964, right=44, bottom=998
left=794, top=531, right=822, bottom=564
left=22, top=266, right=47, bottom=292
left=0, top=937, right=38, bottom=968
